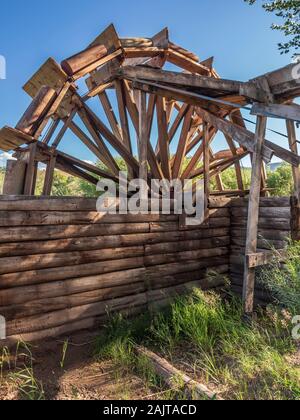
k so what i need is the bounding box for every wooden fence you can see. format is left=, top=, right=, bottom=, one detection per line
left=0, top=195, right=296, bottom=344
left=0, top=196, right=230, bottom=345
left=229, top=196, right=293, bottom=304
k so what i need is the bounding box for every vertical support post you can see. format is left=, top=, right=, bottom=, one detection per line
left=43, top=154, right=56, bottom=196
left=286, top=120, right=300, bottom=201
left=137, top=90, right=148, bottom=202
left=203, top=122, right=210, bottom=217
left=24, top=142, right=38, bottom=196
left=3, top=160, right=27, bottom=195
left=243, top=116, right=267, bottom=317
left=287, top=119, right=300, bottom=240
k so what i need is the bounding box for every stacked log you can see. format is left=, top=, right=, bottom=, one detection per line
left=229, top=196, right=292, bottom=303
left=0, top=195, right=295, bottom=344
left=61, top=44, right=108, bottom=77
left=0, top=196, right=230, bottom=345
left=16, top=86, right=57, bottom=137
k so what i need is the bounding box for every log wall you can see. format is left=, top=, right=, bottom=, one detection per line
left=0, top=196, right=230, bottom=344
left=229, top=196, right=293, bottom=303
left=0, top=195, right=296, bottom=344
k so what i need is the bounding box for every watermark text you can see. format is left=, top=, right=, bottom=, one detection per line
left=0, top=55, right=6, bottom=80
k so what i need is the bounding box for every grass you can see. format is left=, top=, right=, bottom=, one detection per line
left=1, top=242, right=299, bottom=400
left=94, top=289, right=300, bottom=400
left=258, top=241, right=300, bottom=315
left=0, top=341, right=45, bottom=400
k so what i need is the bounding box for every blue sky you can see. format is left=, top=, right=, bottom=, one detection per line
left=0, top=0, right=298, bottom=168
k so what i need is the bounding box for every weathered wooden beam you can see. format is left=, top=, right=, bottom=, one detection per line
left=55, top=157, right=99, bottom=186
left=120, top=65, right=239, bottom=89
left=115, top=79, right=133, bottom=150
left=225, top=136, right=245, bottom=192
left=135, top=346, right=221, bottom=400
left=68, top=120, right=117, bottom=174
left=0, top=126, right=36, bottom=152
left=98, top=90, right=123, bottom=141
left=156, top=97, right=171, bottom=179
left=167, top=49, right=211, bottom=76
left=120, top=38, right=153, bottom=48
left=287, top=120, right=300, bottom=202
left=255, top=63, right=300, bottom=101
left=77, top=107, right=120, bottom=176
left=2, top=160, right=26, bottom=195
left=61, top=44, right=108, bottom=76
left=122, top=80, right=140, bottom=135
left=131, top=80, right=300, bottom=166
left=243, top=116, right=267, bottom=317
left=203, top=123, right=211, bottom=217
left=123, top=47, right=165, bottom=58
left=181, top=127, right=217, bottom=180
left=42, top=155, right=56, bottom=196
left=137, top=90, right=148, bottom=199
left=23, top=143, right=38, bottom=196
left=42, top=119, right=60, bottom=145
left=195, top=107, right=273, bottom=163
left=73, top=49, right=123, bottom=81
left=51, top=109, right=77, bottom=148
left=172, top=107, right=194, bottom=178
left=246, top=249, right=287, bottom=269
left=81, top=102, right=139, bottom=176
left=54, top=149, right=119, bottom=182
left=16, top=86, right=57, bottom=137
left=37, top=83, right=73, bottom=134
left=169, top=42, right=199, bottom=62
left=251, top=103, right=300, bottom=122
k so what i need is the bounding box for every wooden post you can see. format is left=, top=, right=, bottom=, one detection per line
left=243, top=116, right=267, bottom=317
left=203, top=122, right=210, bottom=217
left=43, top=155, right=56, bottom=196
left=24, top=143, right=38, bottom=196
left=3, top=160, right=27, bottom=195
left=16, top=86, right=57, bottom=137
left=286, top=120, right=300, bottom=202
left=287, top=119, right=300, bottom=240
left=137, top=90, right=148, bottom=201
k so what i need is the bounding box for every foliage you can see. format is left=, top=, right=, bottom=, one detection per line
left=245, top=0, right=300, bottom=55
left=211, top=167, right=252, bottom=191
left=95, top=290, right=300, bottom=400
left=0, top=160, right=295, bottom=198
left=7, top=342, right=45, bottom=400
left=267, top=163, right=294, bottom=196
left=258, top=241, right=300, bottom=315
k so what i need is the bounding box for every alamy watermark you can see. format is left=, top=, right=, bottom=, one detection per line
left=96, top=173, right=206, bottom=226
left=292, top=55, right=300, bottom=84
left=0, top=315, right=6, bottom=340
left=0, top=55, right=6, bottom=80
left=292, top=316, right=300, bottom=341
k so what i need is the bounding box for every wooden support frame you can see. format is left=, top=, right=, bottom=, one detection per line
left=1, top=24, right=299, bottom=233
left=203, top=122, right=211, bottom=218
left=42, top=155, right=56, bottom=196
left=24, top=142, right=38, bottom=196
left=137, top=90, right=149, bottom=199
left=287, top=120, right=300, bottom=202
left=242, top=116, right=267, bottom=317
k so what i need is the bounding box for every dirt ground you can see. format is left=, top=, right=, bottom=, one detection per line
left=0, top=330, right=152, bottom=401
left=1, top=328, right=299, bottom=401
